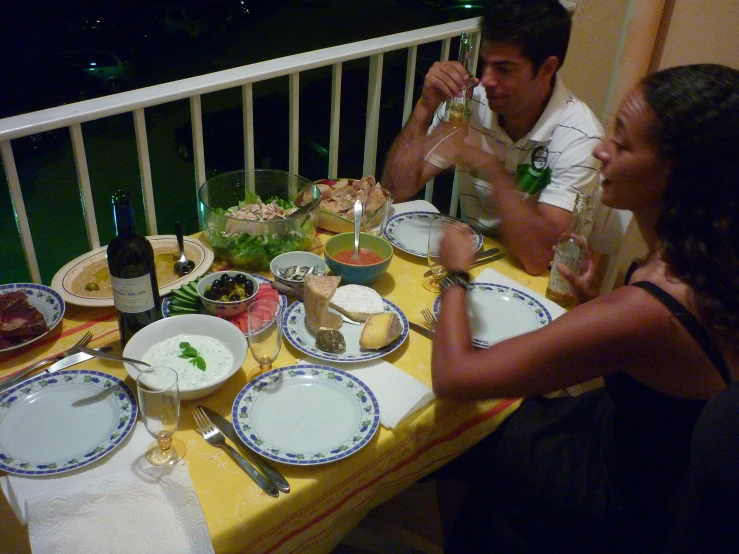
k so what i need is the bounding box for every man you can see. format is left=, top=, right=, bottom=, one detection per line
left=382, top=0, right=603, bottom=275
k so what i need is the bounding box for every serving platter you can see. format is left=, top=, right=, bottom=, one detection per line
left=282, top=298, right=408, bottom=363
left=314, top=178, right=392, bottom=234
left=0, top=370, right=137, bottom=476
left=51, top=236, right=214, bottom=308
left=0, top=283, right=65, bottom=354
left=383, top=211, right=483, bottom=258
left=161, top=274, right=287, bottom=321
left=232, top=364, right=380, bottom=465
left=433, top=282, right=552, bottom=348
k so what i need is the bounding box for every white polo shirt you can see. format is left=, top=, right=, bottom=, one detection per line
left=427, top=76, right=603, bottom=233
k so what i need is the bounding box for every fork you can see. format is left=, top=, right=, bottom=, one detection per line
left=422, top=308, right=437, bottom=332
left=0, top=331, right=93, bottom=387
left=192, top=407, right=279, bottom=497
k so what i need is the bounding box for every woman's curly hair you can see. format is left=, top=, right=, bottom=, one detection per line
left=644, top=64, right=739, bottom=344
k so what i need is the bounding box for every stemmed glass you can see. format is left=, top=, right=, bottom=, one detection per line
left=247, top=299, right=283, bottom=381
left=136, top=366, right=186, bottom=466
left=423, top=216, right=453, bottom=292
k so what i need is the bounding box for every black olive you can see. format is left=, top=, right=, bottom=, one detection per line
left=221, top=275, right=233, bottom=285
left=210, top=283, right=222, bottom=295
left=205, top=290, right=218, bottom=301
left=234, top=273, right=247, bottom=286
left=229, top=293, right=240, bottom=302
left=244, top=280, right=255, bottom=296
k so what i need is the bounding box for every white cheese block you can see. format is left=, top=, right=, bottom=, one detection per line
left=330, top=285, right=385, bottom=322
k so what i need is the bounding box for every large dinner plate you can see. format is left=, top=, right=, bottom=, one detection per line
left=0, top=283, right=65, bottom=354
left=51, top=235, right=214, bottom=307
left=383, top=211, right=483, bottom=258
left=0, top=370, right=137, bottom=476
left=433, top=282, right=552, bottom=348
left=232, top=364, right=380, bottom=465
left=282, top=298, right=408, bottom=363
left=161, top=274, right=287, bottom=324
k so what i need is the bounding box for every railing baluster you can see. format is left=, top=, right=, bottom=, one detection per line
left=70, top=123, right=100, bottom=250
left=242, top=83, right=255, bottom=171
left=403, top=46, right=417, bottom=125
left=133, top=108, right=157, bottom=235
left=289, top=73, right=300, bottom=175
left=190, top=95, right=206, bottom=194
left=1, top=141, right=41, bottom=283
left=364, top=53, right=383, bottom=178
left=328, top=62, right=342, bottom=179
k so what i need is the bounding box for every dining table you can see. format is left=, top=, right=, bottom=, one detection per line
left=0, top=201, right=557, bottom=554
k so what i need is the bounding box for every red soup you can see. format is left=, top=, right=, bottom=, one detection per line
left=333, top=248, right=384, bottom=265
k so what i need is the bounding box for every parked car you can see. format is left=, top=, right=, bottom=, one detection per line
left=174, top=64, right=425, bottom=180
left=150, top=5, right=209, bottom=37
left=50, top=49, right=134, bottom=93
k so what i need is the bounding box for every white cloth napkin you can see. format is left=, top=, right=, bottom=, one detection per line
left=0, top=422, right=213, bottom=554
left=388, top=199, right=439, bottom=217
left=298, top=359, right=435, bottom=429
left=474, top=267, right=567, bottom=320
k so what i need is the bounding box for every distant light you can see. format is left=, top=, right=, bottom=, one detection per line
left=90, top=63, right=97, bottom=66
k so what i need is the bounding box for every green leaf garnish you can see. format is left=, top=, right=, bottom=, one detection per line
left=179, top=342, right=207, bottom=371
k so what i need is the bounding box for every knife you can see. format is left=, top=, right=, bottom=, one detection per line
left=198, top=405, right=291, bottom=493
left=408, top=321, right=434, bottom=340
left=0, top=347, right=112, bottom=394
left=423, top=251, right=505, bottom=278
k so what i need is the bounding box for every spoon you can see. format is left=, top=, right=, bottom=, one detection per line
left=352, top=199, right=362, bottom=261
left=174, top=221, right=195, bottom=276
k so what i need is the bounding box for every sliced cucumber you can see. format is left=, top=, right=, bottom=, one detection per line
left=168, top=304, right=199, bottom=314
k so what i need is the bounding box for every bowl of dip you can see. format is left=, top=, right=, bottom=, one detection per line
left=323, top=232, right=393, bottom=285
left=122, top=314, right=247, bottom=400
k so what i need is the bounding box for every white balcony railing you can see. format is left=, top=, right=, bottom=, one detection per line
left=1, top=18, right=481, bottom=284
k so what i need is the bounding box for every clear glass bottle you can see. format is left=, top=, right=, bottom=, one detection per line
left=546, top=193, right=593, bottom=308
left=446, top=32, right=473, bottom=127
left=107, top=190, right=162, bottom=346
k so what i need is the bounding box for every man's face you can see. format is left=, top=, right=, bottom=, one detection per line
left=478, top=42, right=548, bottom=120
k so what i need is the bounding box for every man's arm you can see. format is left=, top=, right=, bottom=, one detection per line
left=382, top=61, right=476, bottom=201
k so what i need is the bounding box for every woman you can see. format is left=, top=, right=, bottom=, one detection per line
left=430, top=64, right=739, bottom=552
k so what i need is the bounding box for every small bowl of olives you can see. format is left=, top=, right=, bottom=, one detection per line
left=196, top=270, right=259, bottom=317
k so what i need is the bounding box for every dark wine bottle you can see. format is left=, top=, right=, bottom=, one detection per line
left=107, top=190, right=161, bottom=346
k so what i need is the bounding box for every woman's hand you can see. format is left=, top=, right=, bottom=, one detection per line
left=555, top=246, right=601, bottom=304
left=440, top=223, right=476, bottom=272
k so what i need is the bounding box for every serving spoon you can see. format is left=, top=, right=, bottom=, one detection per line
left=352, top=199, right=362, bottom=261
left=174, top=221, right=195, bottom=277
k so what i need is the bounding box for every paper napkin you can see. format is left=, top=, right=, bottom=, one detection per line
left=0, top=422, right=214, bottom=554
left=474, top=267, right=567, bottom=320
left=388, top=199, right=439, bottom=217
left=298, top=359, right=435, bottom=429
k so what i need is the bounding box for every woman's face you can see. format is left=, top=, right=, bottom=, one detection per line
left=593, top=87, right=672, bottom=212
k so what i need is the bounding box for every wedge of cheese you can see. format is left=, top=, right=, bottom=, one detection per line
left=359, top=312, right=403, bottom=349
left=329, top=285, right=385, bottom=322
left=304, top=275, right=343, bottom=335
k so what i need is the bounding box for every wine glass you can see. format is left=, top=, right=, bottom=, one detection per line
left=247, top=299, right=283, bottom=381
left=136, top=366, right=186, bottom=466
left=423, top=216, right=453, bottom=293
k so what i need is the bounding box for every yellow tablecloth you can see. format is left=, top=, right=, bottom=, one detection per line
left=0, top=231, right=549, bottom=553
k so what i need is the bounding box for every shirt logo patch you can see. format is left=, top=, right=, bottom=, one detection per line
left=531, top=146, right=549, bottom=171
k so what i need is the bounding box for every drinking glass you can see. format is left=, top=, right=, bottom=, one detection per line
left=136, top=366, right=186, bottom=466
left=423, top=216, right=453, bottom=293
left=361, top=193, right=393, bottom=237
left=247, top=299, right=283, bottom=380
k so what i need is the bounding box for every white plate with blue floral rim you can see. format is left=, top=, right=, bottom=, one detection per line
left=433, top=282, right=552, bottom=348
left=282, top=298, right=408, bottom=363
left=0, top=283, right=65, bottom=354
left=0, top=370, right=137, bottom=476
left=232, top=364, right=380, bottom=465
left=383, top=211, right=483, bottom=258
left=162, top=274, right=287, bottom=324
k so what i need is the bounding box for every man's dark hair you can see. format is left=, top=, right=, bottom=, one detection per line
left=480, top=0, right=572, bottom=74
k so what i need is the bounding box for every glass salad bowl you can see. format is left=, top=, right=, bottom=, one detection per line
left=198, top=169, right=320, bottom=270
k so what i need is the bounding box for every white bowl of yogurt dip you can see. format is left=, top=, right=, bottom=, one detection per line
left=123, top=314, right=247, bottom=400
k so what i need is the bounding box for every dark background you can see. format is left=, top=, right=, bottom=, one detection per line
left=0, top=0, right=480, bottom=284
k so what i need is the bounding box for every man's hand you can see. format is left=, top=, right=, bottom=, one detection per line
left=554, top=246, right=601, bottom=304
left=420, top=61, right=479, bottom=111
left=440, top=223, right=476, bottom=272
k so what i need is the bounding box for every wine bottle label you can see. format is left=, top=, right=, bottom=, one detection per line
left=110, top=274, right=156, bottom=313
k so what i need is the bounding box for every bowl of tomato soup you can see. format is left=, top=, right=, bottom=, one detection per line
left=324, top=232, right=393, bottom=285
